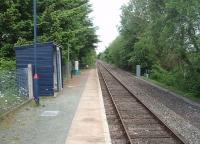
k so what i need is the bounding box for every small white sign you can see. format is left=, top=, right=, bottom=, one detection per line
left=75, top=61, right=79, bottom=71
left=40, top=111, right=59, bottom=117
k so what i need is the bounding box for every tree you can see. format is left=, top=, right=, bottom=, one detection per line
left=0, top=0, right=98, bottom=67
left=102, top=0, right=200, bottom=97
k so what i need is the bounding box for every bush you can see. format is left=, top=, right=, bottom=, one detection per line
left=80, top=50, right=96, bottom=68
left=150, top=64, right=175, bottom=86
left=184, top=72, right=200, bottom=97
left=0, top=58, right=16, bottom=70
left=150, top=64, right=200, bottom=97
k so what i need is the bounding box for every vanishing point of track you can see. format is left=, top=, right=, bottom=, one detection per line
left=97, top=61, right=185, bottom=144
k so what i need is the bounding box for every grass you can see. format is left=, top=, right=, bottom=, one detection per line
left=142, top=76, right=200, bottom=104
left=0, top=93, right=27, bottom=116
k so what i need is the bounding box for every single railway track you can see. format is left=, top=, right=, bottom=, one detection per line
left=97, top=62, right=185, bottom=144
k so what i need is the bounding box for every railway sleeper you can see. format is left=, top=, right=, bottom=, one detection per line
left=110, top=130, right=127, bottom=139
left=121, top=112, right=154, bottom=119
left=129, top=129, right=171, bottom=139
left=112, top=138, right=130, bottom=144
left=123, top=118, right=159, bottom=125
left=127, top=123, right=164, bottom=131
left=131, top=137, right=182, bottom=144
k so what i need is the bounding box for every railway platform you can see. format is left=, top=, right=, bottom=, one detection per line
left=0, top=69, right=110, bottom=144
left=65, top=69, right=111, bottom=144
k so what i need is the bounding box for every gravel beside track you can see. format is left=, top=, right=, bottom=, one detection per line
left=107, top=63, right=200, bottom=130
left=97, top=62, right=184, bottom=144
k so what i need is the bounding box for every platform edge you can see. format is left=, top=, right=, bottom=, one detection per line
left=96, top=68, right=112, bottom=144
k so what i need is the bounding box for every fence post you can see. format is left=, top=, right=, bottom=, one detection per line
left=28, top=64, right=33, bottom=99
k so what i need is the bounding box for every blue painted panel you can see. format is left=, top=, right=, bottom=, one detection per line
left=15, top=42, right=56, bottom=96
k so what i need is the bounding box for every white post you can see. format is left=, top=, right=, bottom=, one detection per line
left=136, top=65, right=141, bottom=77
left=28, top=64, right=33, bottom=99
left=75, top=61, right=79, bottom=71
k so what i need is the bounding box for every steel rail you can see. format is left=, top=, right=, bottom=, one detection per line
left=98, top=61, right=186, bottom=144
left=98, top=63, right=133, bottom=144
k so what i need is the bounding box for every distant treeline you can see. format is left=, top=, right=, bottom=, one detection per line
left=99, top=0, right=200, bottom=97
left=0, top=0, right=98, bottom=69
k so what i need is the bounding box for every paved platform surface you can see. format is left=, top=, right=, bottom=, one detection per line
left=65, top=69, right=111, bottom=144
left=0, top=70, right=99, bottom=144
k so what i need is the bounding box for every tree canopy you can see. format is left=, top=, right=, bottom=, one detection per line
left=0, top=0, right=98, bottom=67
left=101, top=0, right=200, bottom=97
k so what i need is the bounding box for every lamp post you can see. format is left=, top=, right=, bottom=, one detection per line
left=33, top=0, right=39, bottom=105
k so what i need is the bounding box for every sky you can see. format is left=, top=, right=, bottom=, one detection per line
left=89, top=0, right=129, bottom=53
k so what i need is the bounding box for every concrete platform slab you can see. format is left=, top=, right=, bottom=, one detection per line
left=65, top=69, right=111, bottom=144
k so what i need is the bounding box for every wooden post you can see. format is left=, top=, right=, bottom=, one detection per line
left=28, top=64, right=33, bottom=99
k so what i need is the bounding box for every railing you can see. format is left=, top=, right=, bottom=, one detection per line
left=0, top=65, right=33, bottom=115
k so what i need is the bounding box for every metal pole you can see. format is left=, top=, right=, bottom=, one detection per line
left=67, top=43, right=70, bottom=79
left=68, top=43, right=70, bottom=62
left=33, top=0, right=39, bottom=105
left=34, top=0, right=37, bottom=71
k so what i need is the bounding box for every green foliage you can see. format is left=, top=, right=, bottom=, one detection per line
left=0, top=58, right=16, bottom=70
left=150, top=64, right=200, bottom=97
left=80, top=49, right=96, bottom=68
left=150, top=64, right=176, bottom=86
left=101, top=0, right=200, bottom=97
left=0, top=0, right=98, bottom=66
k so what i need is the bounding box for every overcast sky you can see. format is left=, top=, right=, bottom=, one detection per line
left=89, top=0, right=129, bottom=53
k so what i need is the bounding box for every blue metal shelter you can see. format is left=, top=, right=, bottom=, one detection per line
left=15, top=42, right=63, bottom=96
